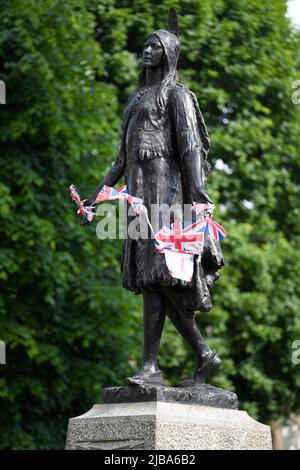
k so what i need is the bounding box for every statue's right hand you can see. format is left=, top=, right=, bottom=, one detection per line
left=83, top=196, right=96, bottom=207
left=80, top=196, right=96, bottom=227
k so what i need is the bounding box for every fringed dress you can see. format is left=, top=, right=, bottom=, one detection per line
left=114, top=83, right=223, bottom=315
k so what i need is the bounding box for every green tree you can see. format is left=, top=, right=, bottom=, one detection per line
left=0, top=0, right=142, bottom=449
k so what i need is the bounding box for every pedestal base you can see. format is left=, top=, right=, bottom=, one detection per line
left=65, top=399, right=272, bottom=450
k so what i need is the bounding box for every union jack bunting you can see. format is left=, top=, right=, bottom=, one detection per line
left=70, top=184, right=82, bottom=206
left=70, top=183, right=147, bottom=222
left=126, top=194, right=145, bottom=215
left=164, top=250, right=194, bottom=282
left=70, top=184, right=95, bottom=222
left=205, top=216, right=227, bottom=241
left=70, top=182, right=228, bottom=281
left=192, top=200, right=227, bottom=241
left=96, top=184, right=128, bottom=202
left=154, top=219, right=206, bottom=255
left=96, top=185, right=146, bottom=216
left=193, top=201, right=215, bottom=215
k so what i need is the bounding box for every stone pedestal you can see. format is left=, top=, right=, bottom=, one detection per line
left=65, top=385, right=272, bottom=450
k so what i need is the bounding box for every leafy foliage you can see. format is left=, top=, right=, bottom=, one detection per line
left=0, top=0, right=142, bottom=449
left=0, top=0, right=299, bottom=448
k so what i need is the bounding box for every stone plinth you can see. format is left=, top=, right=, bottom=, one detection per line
left=65, top=385, right=272, bottom=450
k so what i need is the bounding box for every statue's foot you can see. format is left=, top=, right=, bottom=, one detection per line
left=178, top=350, right=222, bottom=387
left=126, top=367, right=164, bottom=386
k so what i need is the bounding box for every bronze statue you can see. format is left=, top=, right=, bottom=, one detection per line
left=84, top=9, right=224, bottom=387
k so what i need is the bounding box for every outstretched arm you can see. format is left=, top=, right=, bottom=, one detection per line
left=80, top=151, right=125, bottom=226
left=88, top=154, right=125, bottom=203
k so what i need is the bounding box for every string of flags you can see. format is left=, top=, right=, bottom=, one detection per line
left=154, top=219, right=206, bottom=282
left=70, top=185, right=95, bottom=222
left=70, top=183, right=227, bottom=281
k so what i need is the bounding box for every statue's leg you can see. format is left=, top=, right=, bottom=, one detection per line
left=165, top=294, right=210, bottom=364
left=165, top=293, right=222, bottom=386
left=142, top=287, right=166, bottom=372
left=126, top=287, right=166, bottom=386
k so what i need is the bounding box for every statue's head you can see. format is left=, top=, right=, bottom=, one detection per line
left=139, top=9, right=180, bottom=87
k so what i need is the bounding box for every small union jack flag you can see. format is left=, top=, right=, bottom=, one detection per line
left=96, top=184, right=128, bottom=202
left=164, top=250, right=194, bottom=282
left=70, top=184, right=95, bottom=222
left=154, top=219, right=206, bottom=255
left=192, top=199, right=227, bottom=241
left=126, top=194, right=145, bottom=214
left=193, top=201, right=215, bottom=216
left=205, top=216, right=227, bottom=241
left=96, top=185, right=145, bottom=215
left=70, top=183, right=147, bottom=222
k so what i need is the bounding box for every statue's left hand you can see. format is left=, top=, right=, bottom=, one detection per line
left=83, top=197, right=96, bottom=207
left=197, top=187, right=213, bottom=204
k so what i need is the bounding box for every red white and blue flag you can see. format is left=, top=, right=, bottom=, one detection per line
left=164, top=250, right=194, bottom=282
left=96, top=184, right=128, bottom=202
left=70, top=184, right=95, bottom=222
left=126, top=195, right=145, bottom=215
left=193, top=201, right=215, bottom=216
left=192, top=202, right=227, bottom=241
left=70, top=181, right=227, bottom=281
left=154, top=219, right=206, bottom=255
left=205, top=216, right=227, bottom=241
left=95, top=184, right=145, bottom=214
left=70, top=183, right=146, bottom=222
left=153, top=219, right=206, bottom=281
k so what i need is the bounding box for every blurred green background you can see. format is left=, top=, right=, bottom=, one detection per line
left=0, top=0, right=300, bottom=449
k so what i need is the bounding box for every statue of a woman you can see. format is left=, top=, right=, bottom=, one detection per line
left=84, top=10, right=224, bottom=387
